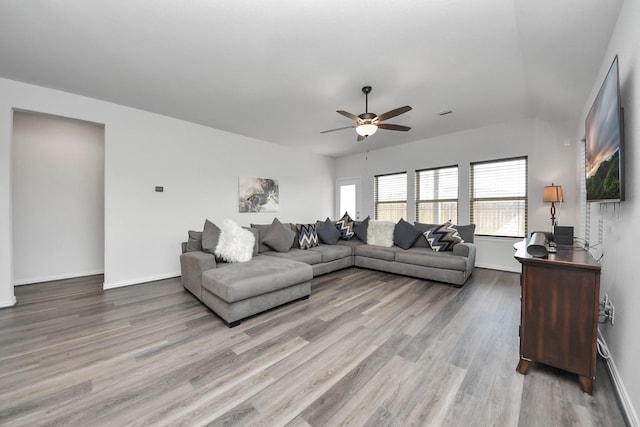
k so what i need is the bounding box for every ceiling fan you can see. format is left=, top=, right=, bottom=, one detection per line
left=321, top=86, right=412, bottom=141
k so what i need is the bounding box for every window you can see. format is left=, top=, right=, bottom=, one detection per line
left=470, top=157, right=527, bottom=237
left=374, top=172, right=407, bottom=221
left=415, top=165, right=458, bottom=224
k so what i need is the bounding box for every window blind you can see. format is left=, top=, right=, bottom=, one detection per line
left=415, top=165, right=458, bottom=224
left=374, top=171, right=407, bottom=222
left=470, top=157, right=528, bottom=237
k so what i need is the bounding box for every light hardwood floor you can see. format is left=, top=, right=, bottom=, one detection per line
left=0, top=268, right=626, bottom=426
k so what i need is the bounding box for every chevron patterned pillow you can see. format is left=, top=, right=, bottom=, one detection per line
left=335, top=212, right=355, bottom=240
left=426, top=221, right=464, bottom=252
left=296, top=223, right=319, bottom=250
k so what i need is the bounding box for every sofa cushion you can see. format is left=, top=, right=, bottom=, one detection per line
left=426, top=222, right=464, bottom=252
left=201, top=219, right=221, bottom=254
left=355, top=244, right=403, bottom=261
left=308, top=244, right=352, bottom=263
left=353, top=216, right=369, bottom=243
left=296, top=223, right=319, bottom=250
left=263, top=218, right=296, bottom=253
left=394, top=218, right=421, bottom=249
left=214, top=219, right=255, bottom=263
left=202, top=256, right=312, bottom=303
left=396, top=248, right=468, bottom=271
left=317, top=217, right=341, bottom=245
left=186, top=230, right=203, bottom=252
left=261, top=248, right=323, bottom=265
left=367, top=220, right=395, bottom=247
left=336, top=238, right=365, bottom=254
left=335, top=212, right=355, bottom=240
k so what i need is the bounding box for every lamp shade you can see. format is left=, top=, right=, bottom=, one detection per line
left=543, top=184, right=563, bottom=203
left=356, top=123, right=378, bottom=137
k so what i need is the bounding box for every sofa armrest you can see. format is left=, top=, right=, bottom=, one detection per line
left=453, top=242, right=476, bottom=269
left=181, top=241, right=187, bottom=254
left=453, top=242, right=474, bottom=258
left=180, top=251, right=217, bottom=299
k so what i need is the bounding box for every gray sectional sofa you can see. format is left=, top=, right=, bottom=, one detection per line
left=180, top=219, right=476, bottom=327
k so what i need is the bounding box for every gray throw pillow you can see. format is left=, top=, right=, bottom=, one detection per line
left=453, top=224, right=476, bottom=243
left=413, top=222, right=438, bottom=248
left=354, top=216, right=369, bottom=243
left=317, top=217, right=341, bottom=245
left=249, top=223, right=272, bottom=253
left=186, top=230, right=203, bottom=252
left=263, top=218, right=296, bottom=253
left=244, top=227, right=260, bottom=256
left=394, top=218, right=421, bottom=249
left=201, top=219, right=221, bottom=254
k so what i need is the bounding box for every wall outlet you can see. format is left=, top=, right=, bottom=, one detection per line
left=601, top=293, right=615, bottom=325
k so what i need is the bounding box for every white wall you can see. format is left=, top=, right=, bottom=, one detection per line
left=0, top=78, right=335, bottom=303
left=578, top=0, right=639, bottom=423
left=335, top=117, right=578, bottom=272
left=12, top=111, right=105, bottom=284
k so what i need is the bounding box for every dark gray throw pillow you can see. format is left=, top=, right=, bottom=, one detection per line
left=354, top=216, right=370, bottom=243
left=186, top=230, right=203, bottom=252
left=263, top=218, right=296, bottom=253
left=317, top=217, right=341, bottom=245
left=201, top=219, right=221, bottom=253
left=394, top=218, right=421, bottom=249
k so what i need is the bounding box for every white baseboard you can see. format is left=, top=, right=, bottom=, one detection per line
left=14, top=269, right=105, bottom=286
left=103, top=272, right=180, bottom=290
left=600, top=331, right=639, bottom=426
left=475, top=262, right=520, bottom=273
left=0, top=296, right=17, bottom=308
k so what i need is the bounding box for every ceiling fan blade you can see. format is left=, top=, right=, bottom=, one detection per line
left=337, top=110, right=359, bottom=121
left=377, top=105, right=412, bottom=122
left=320, top=125, right=355, bottom=134
left=377, top=123, right=411, bottom=131
left=357, top=134, right=367, bottom=142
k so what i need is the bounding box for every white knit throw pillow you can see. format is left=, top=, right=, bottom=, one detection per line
left=215, top=219, right=255, bottom=263
left=367, top=220, right=396, bottom=247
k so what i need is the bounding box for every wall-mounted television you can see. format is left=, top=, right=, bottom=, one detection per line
left=585, top=55, right=625, bottom=202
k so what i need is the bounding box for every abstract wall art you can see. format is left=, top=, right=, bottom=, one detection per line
left=238, top=176, right=279, bottom=213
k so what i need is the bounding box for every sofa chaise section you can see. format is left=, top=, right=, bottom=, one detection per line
left=200, top=255, right=312, bottom=327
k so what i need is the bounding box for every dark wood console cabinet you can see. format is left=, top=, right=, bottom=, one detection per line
left=514, top=240, right=601, bottom=394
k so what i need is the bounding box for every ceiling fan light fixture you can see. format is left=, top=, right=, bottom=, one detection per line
left=356, top=123, right=378, bottom=137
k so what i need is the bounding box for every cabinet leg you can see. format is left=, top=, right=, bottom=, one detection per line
left=516, top=358, right=530, bottom=374
left=578, top=376, right=594, bottom=395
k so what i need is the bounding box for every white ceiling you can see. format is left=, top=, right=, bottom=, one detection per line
left=0, top=0, right=623, bottom=157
